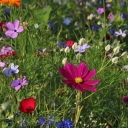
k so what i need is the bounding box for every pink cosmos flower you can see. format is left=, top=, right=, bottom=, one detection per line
left=121, top=96, right=128, bottom=103
left=0, top=62, right=5, bottom=67
left=11, top=76, right=28, bottom=90
left=97, top=8, right=104, bottom=14
left=108, top=13, right=114, bottom=21
left=59, top=62, right=102, bottom=93
left=0, top=37, right=3, bottom=41
left=5, top=20, right=24, bottom=38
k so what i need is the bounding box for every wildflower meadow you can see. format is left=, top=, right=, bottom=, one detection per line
left=1, top=0, right=128, bottom=127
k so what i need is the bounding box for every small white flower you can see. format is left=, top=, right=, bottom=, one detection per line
left=1, top=101, right=12, bottom=110
left=34, top=24, right=39, bottom=29
left=121, top=65, right=128, bottom=71
left=112, top=57, right=119, bottom=63
left=62, top=57, right=67, bottom=66
left=113, top=46, right=121, bottom=54
left=121, top=51, right=127, bottom=57
left=87, top=14, right=93, bottom=20
left=72, top=42, right=78, bottom=50
left=105, top=44, right=111, bottom=51
left=60, top=48, right=64, bottom=52
left=49, top=72, right=53, bottom=77
left=97, top=21, right=101, bottom=25
left=76, top=53, right=83, bottom=60
left=64, top=47, right=70, bottom=53
left=79, top=38, right=86, bottom=46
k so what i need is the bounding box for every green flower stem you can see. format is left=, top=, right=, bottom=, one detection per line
left=40, top=89, right=75, bottom=128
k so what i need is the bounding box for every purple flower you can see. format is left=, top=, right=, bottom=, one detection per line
left=68, top=13, right=74, bottom=17
left=0, top=46, right=13, bottom=55
left=106, top=3, right=111, bottom=8
left=43, top=5, right=47, bottom=9
left=120, top=13, right=127, bottom=19
left=121, top=96, right=128, bottom=103
left=97, top=8, right=104, bottom=14
left=77, top=0, right=82, bottom=3
left=11, top=76, right=28, bottom=90
left=39, top=48, right=46, bottom=54
left=115, top=29, right=127, bottom=37
left=0, top=37, right=3, bottom=41
left=91, top=25, right=99, bottom=31
left=75, top=43, right=90, bottom=53
left=5, top=20, right=24, bottom=38
left=3, top=63, right=19, bottom=77
left=108, top=13, right=114, bottom=21
left=0, top=62, right=5, bottom=67
left=56, top=119, right=73, bottom=128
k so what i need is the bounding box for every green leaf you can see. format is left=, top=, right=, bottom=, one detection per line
left=33, top=6, right=52, bottom=28
left=22, top=0, right=36, bottom=4
left=2, top=122, right=8, bottom=128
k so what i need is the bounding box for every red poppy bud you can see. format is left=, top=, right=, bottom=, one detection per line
left=123, top=79, right=125, bottom=86
left=66, top=40, right=74, bottom=48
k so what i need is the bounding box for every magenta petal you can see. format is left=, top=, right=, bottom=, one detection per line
left=62, top=79, right=76, bottom=88
left=5, top=30, right=14, bottom=36
left=81, top=84, right=97, bottom=92
left=17, top=26, right=24, bottom=33
left=83, top=69, right=96, bottom=81
left=14, top=20, right=20, bottom=30
left=6, top=22, right=14, bottom=30
left=77, top=62, right=88, bottom=78
left=14, top=85, right=21, bottom=90
left=84, top=79, right=102, bottom=85
left=11, top=32, right=18, bottom=38
left=75, top=84, right=85, bottom=93
left=64, top=63, right=77, bottom=78
left=59, top=67, right=74, bottom=80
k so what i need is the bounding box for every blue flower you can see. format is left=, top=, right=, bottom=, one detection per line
left=119, top=0, right=126, bottom=6
left=3, top=63, right=19, bottom=77
left=15, top=113, right=20, bottom=117
left=56, top=41, right=63, bottom=47
left=120, top=13, right=127, bottom=18
left=47, top=22, right=56, bottom=30
left=20, top=119, right=28, bottom=127
left=109, top=28, right=115, bottom=36
left=56, top=119, right=73, bottom=128
left=63, top=17, right=71, bottom=25
left=38, top=115, right=54, bottom=126
left=91, top=25, right=99, bottom=31
left=7, top=119, right=12, bottom=126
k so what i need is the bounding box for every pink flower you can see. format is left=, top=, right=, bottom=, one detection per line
left=108, top=13, right=114, bottom=21
left=97, top=8, right=104, bottom=14
left=11, top=76, right=28, bottom=90
left=0, top=37, right=3, bottom=41
left=0, top=62, right=5, bottom=67
left=59, top=62, right=102, bottom=93
left=5, top=20, right=24, bottom=38
left=121, top=96, right=128, bottom=103
left=106, top=4, right=111, bottom=8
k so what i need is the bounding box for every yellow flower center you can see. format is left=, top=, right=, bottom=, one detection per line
left=75, top=77, right=83, bottom=83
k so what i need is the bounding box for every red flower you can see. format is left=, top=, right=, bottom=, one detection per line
left=10, top=51, right=15, bottom=56
left=19, top=97, right=36, bottom=114
left=46, top=51, right=50, bottom=54
left=0, top=22, right=6, bottom=31
left=37, top=52, right=41, bottom=57
left=108, top=124, right=112, bottom=128
left=106, top=34, right=110, bottom=40
left=66, top=40, right=74, bottom=48
left=105, top=10, right=110, bottom=16
left=123, top=79, right=125, bottom=86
